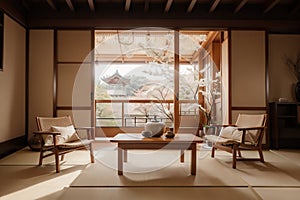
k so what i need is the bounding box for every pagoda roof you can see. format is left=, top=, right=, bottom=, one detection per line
left=102, top=70, right=130, bottom=85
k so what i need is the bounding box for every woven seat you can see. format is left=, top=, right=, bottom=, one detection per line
left=57, top=139, right=93, bottom=148
left=34, top=116, right=95, bottom=173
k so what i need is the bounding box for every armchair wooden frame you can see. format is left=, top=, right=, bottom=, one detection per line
left=211, top=114, right=267, bottom=169
left=34, top=116, right=95, bottom=173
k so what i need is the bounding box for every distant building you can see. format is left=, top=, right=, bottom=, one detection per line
left=102, top=70, right=130, bottom=97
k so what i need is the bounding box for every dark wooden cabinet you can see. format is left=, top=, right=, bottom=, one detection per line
left=269, top=102, right=300, bottom=149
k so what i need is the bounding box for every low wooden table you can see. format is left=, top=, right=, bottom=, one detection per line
left=110, top=133, right=204, bottom=175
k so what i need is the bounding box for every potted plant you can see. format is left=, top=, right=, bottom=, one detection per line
left=192, top=69, right=221, bottom=134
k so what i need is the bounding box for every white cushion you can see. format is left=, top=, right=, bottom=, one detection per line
left=52, top=125, right=80, bottom=142
left=205, top=135, right=240, bottom=145
left=219, top=126, right=263, bottom=145
left=219, top=126, right=241, bottom=141
left=207, top=126, right=243, bottom=145
left=44, top=125, right=80, bottom=146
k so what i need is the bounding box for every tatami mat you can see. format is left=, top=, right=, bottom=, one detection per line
left=0, top=144, right=299, bottom=200
left=71, top=148, right=248, bottom=187
left=213, top=151, right=300, bottom=187
left=0, top=165, right=83, bottom=199
left=271, top=149, right=300, bottom=167
left=0, top=147, right=49, bottom=165
left=0, top=143, right=114, bottom=166
left=60, top=187, right=260, bottom=200
left=0, top=147, right=92, bottom=166
left=71, top=148, right=300, bottom=188
left=253, top=187, right=300, bottom=200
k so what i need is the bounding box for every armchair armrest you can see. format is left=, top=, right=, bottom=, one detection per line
left=213, top=124, right=237, bottom=128
left=75, top=127, right=95, bottom=140
left=238, top=126, right=265, bottom=143
left=33, top=131, right=61, bottom=136
left=75, top=127, right=94, bottom=130
left=33, top=131, right=62, bottom=146
left=237, top=126, right=265, bottom=131
left=223, top=124, right=237, bottom=127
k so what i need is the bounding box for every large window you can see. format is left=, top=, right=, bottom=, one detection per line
left=94, top=29, right=223, bottom=129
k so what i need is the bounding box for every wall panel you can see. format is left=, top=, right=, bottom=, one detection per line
left=57, top=30, right=91, bottom=62
left=28, top=30, right=54, bottom=137
left=57, top=63, right=80, bottom=106
left=0, top=15, right=26, bottom=142
left=56, top=30, right=93, bottom=127
left=57, top=110, right=91, bottom=127
left=269, top=34, right=300, bottom=102
left=230, top=30, right=267, bottom=144
left=231, top=30, right=266, bottom=108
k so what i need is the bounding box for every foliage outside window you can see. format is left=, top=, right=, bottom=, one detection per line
left=94, top=29, right=222, bottom=128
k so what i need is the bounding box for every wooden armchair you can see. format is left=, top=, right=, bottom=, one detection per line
left=34, top=115, right=95, bottom=173
left=206, top=114, right=267, bottom=168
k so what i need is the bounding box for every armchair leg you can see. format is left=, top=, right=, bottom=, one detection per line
left=238, top=149, right=242, bottom=157
left=232, top=145, right=237, bottom=169
left=54, top=148, right=60, bottom=173
left=38, top=135, right=43, bottom=166
left=60, top=155, right=65, bottom=162
left=211, top=146, right=215, bottom=158
left=90, top=144, right=95, bottom=163
left=39, top=150, right=43, bottom=166
left=258, top=148, right=264, bottom=163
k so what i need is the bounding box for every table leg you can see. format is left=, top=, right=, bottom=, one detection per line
left=124, top=149, right=128, bottom=162
left=118, top=146, right=123, bottom=175
left=180, top=149, right=184, bottom=162
left=191, top=143, right=196, bottom=175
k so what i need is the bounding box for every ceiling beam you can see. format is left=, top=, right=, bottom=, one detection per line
left=144, top=0, right=150, bottom=12
left=46, top=0, right=57, bottom=10
left=187, top=0, right=197, bottom=13
left=234, top=0, right=248, bottom=14
left=209, top=0, right=221, bottom=13
left=88, top=0, right=95, bottom=12
left=21, top=0, right=30, bottom=11
left=125, top=0, right=131, bottom=12
left=291, top=1, right=300, bottom=15
left=66, top=0, right=75, bottom=12
left=264, top=0, right=280, bottom=14
left=165, top=0, right=173, bottom=13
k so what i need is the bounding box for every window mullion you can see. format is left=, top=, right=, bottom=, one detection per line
left=174, top=30, right=180, bottom=133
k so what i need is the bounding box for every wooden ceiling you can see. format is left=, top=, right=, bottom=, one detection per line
left=2, top=0, right=300, bottom=32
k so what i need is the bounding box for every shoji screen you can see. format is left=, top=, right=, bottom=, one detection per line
left=56, top=30, right=94, bottom=128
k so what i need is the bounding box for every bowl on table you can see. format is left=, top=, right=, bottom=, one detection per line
left=144, top=121, right=165, bottom=137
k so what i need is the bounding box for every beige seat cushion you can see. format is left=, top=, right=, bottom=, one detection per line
left=205, top=135, right=240, bottom=145
left=58, top=139, right=92, bottom=149
left=219, top=126, right=241, bottom=141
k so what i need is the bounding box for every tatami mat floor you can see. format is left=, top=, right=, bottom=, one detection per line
left=0, top=142, right=299, bottom=200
